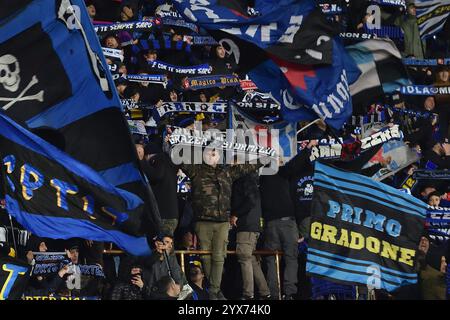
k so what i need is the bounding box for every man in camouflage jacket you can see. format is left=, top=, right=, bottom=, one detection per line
left=180, top=148, right=263, bottom=300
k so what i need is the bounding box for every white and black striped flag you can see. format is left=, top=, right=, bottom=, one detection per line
left=416, top=0, right=450, bottom=39
left=346, top=39, right=411, bottom=109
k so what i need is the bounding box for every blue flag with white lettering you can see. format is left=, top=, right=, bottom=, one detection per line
left=173, top=0, right=358, bottom=129
left=246, top=39, right=361, bottom=130
left=173, top=0, right=337, bottom=65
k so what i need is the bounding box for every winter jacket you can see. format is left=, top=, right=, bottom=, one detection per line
left=141, top=153, right=179, bottom=220
left=423, top=149, right=450, bottom=169
left=181, top=164, right=261, bottom=222
left=210, top=56, right=237, bottom=75
left=290, top=159, right=314, bottom=225
left=260, top=151, right=309, bottom=222
left=110, top=282, right=152, bottom=300
left=142, top=251, right=186, bottom=289
left=419, top=265, right=447, bottom=300
left=231, top=172, right=262, bottom=233
left=394, top=14, right=426, bottom=59
left=190, top=283, right=210, bottom=300
left=346, top=0, right=370, bottom=33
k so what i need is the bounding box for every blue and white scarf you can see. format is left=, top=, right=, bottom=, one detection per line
left=102, top=47, right=124, bottom=62
left=400, top=85, right=450, bottom=95
left=339, top=32, right=378, bottom=40
left=319, top=3, right=343, bottom=15
left=153, top=101, right=227, bottom=121
left=94, top=21, right=155, bottom=34
left=32, top=253, right=105, bottom=278
left=123, top=74, right=168, bottom=87
left=363, top=25, right=404, bottom=39
left=235, top=101, right=280, bottom=111
left=387, top=106, right=437, bottom=119
left=132, top=39, right=192, bottom=54
left=413, top=170, right=450, bottom=180
left=183, top=75, right=240, bottom=90
left=183, top=35, right=218, bottom=46
left=371, top=0, right=406, bottom=7
left=148, top=60, right=212, bottom=75
left=426, top=206, right=450, bottom=242
left=161, top=17, right=199, bottom=33
left=402, top=58, right=450, bottom=66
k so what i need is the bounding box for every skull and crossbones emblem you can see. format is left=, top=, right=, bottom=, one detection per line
left=0, top=54, right=44, bottom=110
left=218, top=38, right=240, bottom=65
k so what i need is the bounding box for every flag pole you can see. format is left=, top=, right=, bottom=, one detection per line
left=8, top=214, right=18, bottom=255
left=227, top=101, right=233, bottom=130
left=163, top=249, right=173, bottom=279
left=326, top=124, right=345, bottom=146
left=305, top=98, right=344, bottom=145
left=226, top=101, right=235, bottom=165
left=1, top=164, right=18, bottom=255
left=305, top=112, right=344, bottom=146
left=296, top=118, right=321, bottom=135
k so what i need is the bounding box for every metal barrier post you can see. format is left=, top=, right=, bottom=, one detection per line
left=180, top=251, right=185, bottom=274
left=275, top=252, right=281, bottom=300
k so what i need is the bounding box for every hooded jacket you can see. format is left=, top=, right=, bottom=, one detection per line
left=111, top=263, right=152, bottom=300
left=394, top=12, right=426, bottom=59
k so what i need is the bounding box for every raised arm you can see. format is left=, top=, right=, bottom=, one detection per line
left=278, top=149, right=310, bottom=178
left=229, top=163, right=262, bottom=181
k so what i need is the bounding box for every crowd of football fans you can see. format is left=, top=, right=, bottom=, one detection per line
left=0, top=0, right=449, bottom=300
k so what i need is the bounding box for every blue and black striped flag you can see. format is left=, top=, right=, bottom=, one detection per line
left=0, top=254, right=30, bottom=300
left=0, top=0, right=160, bottom=237
left=307, top=162, right=427, bottom=292
left=0, top=113, right=152, bottom=256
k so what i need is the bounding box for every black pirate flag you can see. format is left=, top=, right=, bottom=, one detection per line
left=0, top=23, right=72, bottom=124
